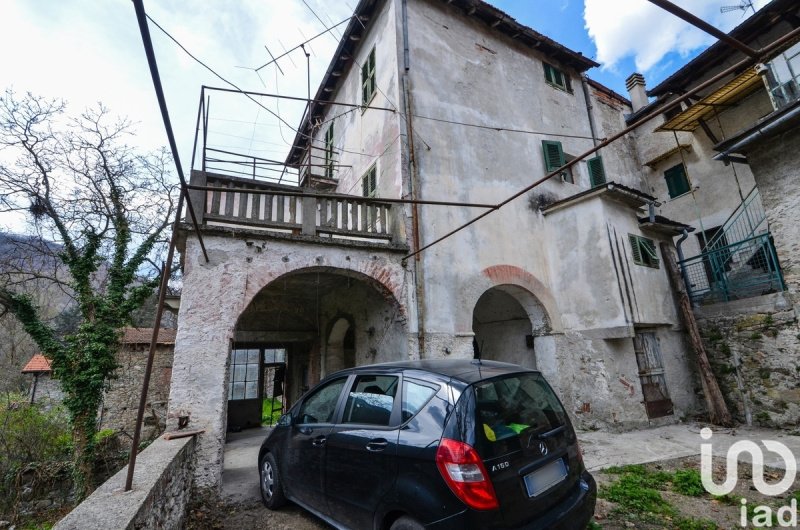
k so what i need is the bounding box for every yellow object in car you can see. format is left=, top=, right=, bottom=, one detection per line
left=483, top=423, right=496, bottom=442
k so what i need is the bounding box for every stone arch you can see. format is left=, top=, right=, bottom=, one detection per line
left=324, top=314, right=356, bottom=376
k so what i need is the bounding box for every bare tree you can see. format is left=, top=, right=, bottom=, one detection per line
left=0, top=89, right=177, bottom=497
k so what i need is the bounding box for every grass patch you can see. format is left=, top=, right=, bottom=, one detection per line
left=673, top=469, right=705, bottom=497
left=674, top=517, right=717, bottom=530
left=600, top=473, right=675, bottom=516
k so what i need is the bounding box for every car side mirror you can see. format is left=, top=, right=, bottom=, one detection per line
left=277, top=413, right=292, bottom=427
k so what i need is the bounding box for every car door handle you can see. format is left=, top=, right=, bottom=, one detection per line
left=298, top=426, right=312, bottom=435
left=312, top=435, right=327, bottom=447
left=366, top=438, right=388, bottom=452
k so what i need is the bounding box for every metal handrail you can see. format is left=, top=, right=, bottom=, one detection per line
left=702, top=186, right=765, bottom=251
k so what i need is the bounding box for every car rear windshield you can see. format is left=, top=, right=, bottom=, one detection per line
left=473, top=373, right=568, bottom=458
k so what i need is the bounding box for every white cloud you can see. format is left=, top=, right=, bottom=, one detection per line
left=584, top=0, right=771, bottom=73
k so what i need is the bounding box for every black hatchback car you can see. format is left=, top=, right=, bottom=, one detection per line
left=258, top=359, right=596, bottom=529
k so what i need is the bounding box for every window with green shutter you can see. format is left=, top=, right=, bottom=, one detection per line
left=362, top=164, right=377, bottom=197
left=542, top=140, right=565, bottom=172
left=664, top=163, right=690, bottom=198
left=361, top=47, right=377, bottom=106
left=587, top=156, right=607, bottom=187
left=543, top=62, right=572, bottom=93
left=324, top=123, right=334, bottom=179
left=629, top=234, right=660, bottom=268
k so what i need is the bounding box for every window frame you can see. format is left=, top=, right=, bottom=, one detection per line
left=664, top=163, right=691, bottom=199
left=362, top=164, right=377, bottom=198
left=629, top=234, right=660, bottom=268
left=361, top=46, right=377, bottom=107
left=340, top=373, right=401, bottom=428
left=543, top=62, right=573, bottom=93
left=400, top=377, right=439, bottom=424
left=296, top=376, right=349, bottom=426
left=324, top=123, right=335, bottom=179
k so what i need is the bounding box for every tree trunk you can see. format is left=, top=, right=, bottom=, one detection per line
left=660, top=242, right=733, bottom=426
left=71, top=412, right=95, bottom=500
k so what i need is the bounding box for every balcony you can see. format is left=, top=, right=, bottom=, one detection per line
left=188, top=171, right=404, bottom=248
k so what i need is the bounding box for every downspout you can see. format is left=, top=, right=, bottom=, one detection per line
left=713, top=103, right=800, bottom=161
left=401, top=0, right=426, bottom=358
left=581, top=75, right=599, bottom=147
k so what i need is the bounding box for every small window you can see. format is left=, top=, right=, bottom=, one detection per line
left=298, top=377, right=347, bottom=425
left=401, top=379, right=437, bottom=422
left=324, top=123, right=335, bottom=179
left=629, top=234, right=660, bottom=268
left=587, top=156, right=607, bottom=188
left=228, top=348, right=260, bottom=400
left=543, top=62, right=572, bottom=93
left=342, top=375, right=398, bottom=426
left=664, top=163, right=691, bottom=198
left=362, top=164, right=377, bottom=197
left=361, top=46, right=377, bottom=106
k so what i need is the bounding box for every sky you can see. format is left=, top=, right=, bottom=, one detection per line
left=0, top=0, right=770, bottom=232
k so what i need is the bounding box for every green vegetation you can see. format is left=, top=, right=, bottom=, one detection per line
left=262, top=397, right=283, bottom=425
left=598, top=463, right=724, bottom=529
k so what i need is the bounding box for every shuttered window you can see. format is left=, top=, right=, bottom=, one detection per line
left=587, top=156, right=607, bottom=187
left=543, top=62, right=572, bottom=93
left=361, top=46, right=377, bottom=106
left=542, top=140, right=565, bottom=172
left=664, top=163, right=691, bottom=198
left=362, top=164, right=377, bottom=197
left=629, top=234, right=660, bottom=268
left=324, top=123, right=335, bottom=179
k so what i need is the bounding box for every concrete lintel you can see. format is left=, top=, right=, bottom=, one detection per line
left=575, top=325, right=635, bottom=340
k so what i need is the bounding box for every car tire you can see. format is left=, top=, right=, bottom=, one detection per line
left=259, top=452, right=287, bottom=509
left=390, top=516, right=425, bottom=530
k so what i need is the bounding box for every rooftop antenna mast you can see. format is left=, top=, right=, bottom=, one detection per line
left=720, top=0, right=755, bottom=17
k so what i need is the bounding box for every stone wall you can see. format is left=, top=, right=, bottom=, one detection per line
left=696, top=293, right=800, bottom=430
left=53, top=434, right=196, bottom=530
left=99, top=343, right=174, bottom=446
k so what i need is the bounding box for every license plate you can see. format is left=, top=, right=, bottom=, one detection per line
left=523, top=458, right=568, bottom=497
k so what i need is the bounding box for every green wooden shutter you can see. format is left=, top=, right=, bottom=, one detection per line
left=544, top=63, right=554, bottom=85
left=587, top=156, right=607, bottom=187
left=641, top=238, right=659, bottom=266
left=542, top=140, right=565, bottom=172
left=629, top=234, right=643, bottom=265
left=664, top=164, right=690, bottom=198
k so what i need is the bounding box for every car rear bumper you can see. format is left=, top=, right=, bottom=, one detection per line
left=426, top=471, right=597, bottom=530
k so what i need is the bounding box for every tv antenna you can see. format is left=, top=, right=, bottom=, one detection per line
left=720, top=0, right=755, bottom=17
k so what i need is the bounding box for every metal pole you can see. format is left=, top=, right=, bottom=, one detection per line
left=124, top=193, right=185, bottom=491
left=301, top=44, right=311, bottom=189
left=133, top=0, right=209, bottom=262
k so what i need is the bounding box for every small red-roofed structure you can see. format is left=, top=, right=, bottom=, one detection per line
left=21, top=353, right=52, bottom=374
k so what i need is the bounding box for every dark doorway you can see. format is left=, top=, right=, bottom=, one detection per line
left=227, top=345, right=287, bottom=431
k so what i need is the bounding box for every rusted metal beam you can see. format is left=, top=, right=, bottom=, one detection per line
left=647, top=0, right=760, bottom=59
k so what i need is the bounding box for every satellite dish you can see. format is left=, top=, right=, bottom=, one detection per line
left=720, top=0, right=755, bottom=17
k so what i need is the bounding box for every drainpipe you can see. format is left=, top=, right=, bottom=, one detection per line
left=581, top=75, right=599, bottom=147
left=675, top=228, right=693, bottom=303
left=401, top=0, right=426, bottom=358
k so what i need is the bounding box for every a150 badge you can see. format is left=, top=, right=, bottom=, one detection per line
left=491, top=461, right=510, bottom=472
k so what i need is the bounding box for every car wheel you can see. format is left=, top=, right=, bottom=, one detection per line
left=390, top=516, right=425, bottom=530
left=259, top=452, right=287, bottom=509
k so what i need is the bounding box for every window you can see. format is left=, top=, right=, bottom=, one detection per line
left=543, top=62, right=572, bottom=93
left=342, top=375, right=398, bottom=426
left=629, top=234, right=660, bottom=268
left=298, top=377, right=348, bottom=424
left=664, top=163, right=691, bottom=198
left=324, top=123, right=335, bottom=179
left=228, top=348, right=260, bottom=400
left=587, top=156, right=607, bottom=188
left=401, top=379, right=437, bottom=422
left=362, top=164, right=377, bottom=197
left=361, top=46, right=377, bottom=106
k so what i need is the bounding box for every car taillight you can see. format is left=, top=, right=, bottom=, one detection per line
left=435, top=438, right=499, bottom=511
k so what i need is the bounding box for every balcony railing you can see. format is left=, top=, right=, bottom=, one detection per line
left=188, top=171, right=402, bottom=246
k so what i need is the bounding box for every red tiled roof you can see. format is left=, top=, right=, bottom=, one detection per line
left=22, top=354, right=52, bottom=373
left=121, top=327, right=177, bottom=345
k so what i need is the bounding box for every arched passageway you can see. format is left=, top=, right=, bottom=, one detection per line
left=472, top=284, right=550, bottom=370
left=226, top=268, right=405, bottom=432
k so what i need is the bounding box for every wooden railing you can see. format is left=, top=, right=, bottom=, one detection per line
left=189, top=171, right=401, bottom=245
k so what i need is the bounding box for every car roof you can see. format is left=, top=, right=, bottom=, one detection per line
left=343, top=359, right=538, bottom=385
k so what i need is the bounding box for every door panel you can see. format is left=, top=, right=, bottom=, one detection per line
left=325, top=374, right=401, bottom=529
left=633, top=332, right=674, bottom=419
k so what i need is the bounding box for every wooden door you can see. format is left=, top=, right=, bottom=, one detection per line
left=633, top=332, right=674, bottom=419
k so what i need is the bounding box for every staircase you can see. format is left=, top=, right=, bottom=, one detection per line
left=679, top=188, right=785, bottom=304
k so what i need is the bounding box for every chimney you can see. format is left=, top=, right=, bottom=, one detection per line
left=625, top=73, right=649, bottom=112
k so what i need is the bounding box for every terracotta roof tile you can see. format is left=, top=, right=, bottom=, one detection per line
left=22, top=354, right=53, bottom=373
left=121, top=327, right=177, bottom=345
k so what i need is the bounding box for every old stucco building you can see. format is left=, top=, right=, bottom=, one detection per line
left=170, top=0, right=706, bottom=489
